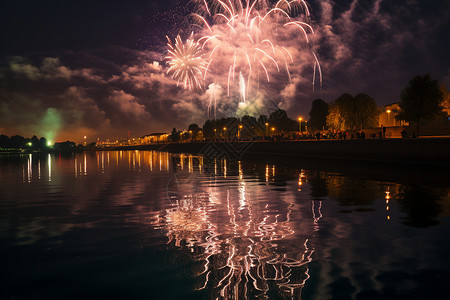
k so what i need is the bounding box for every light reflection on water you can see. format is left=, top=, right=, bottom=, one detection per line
left=0, top=151, right=449, bottom=299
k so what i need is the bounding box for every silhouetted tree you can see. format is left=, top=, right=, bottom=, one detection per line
left=241, top=115, right=264, bottom=137
left=10, top=135, right=25, bottom=149
left=0, top=134, right=10, bottom=148
left=187, top=123, right=201, bottom=140
left=352, top=93, right=380, bottom=129
left=309, top=98, right=329, bottom=131
left=203, top=120, right=215, bottom=139
left=169, top=127, right=180, bottom=142
left=39, top=137, right=48, bottom=149
left=269, top=109, right=298, bottom=132
left=396, top=74, right=443, bottom=137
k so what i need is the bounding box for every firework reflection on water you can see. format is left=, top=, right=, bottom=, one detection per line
left=149, top=155, right=322, bottom=299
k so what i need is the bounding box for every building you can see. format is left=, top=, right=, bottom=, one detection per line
left=378, top=103, right=409, bottom=127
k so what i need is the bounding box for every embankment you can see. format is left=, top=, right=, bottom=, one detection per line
left=157, top=138, right=450, bottom=167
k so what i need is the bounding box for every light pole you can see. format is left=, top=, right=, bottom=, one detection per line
left=298, top=117, right=303, bottom=134
left=223, top=127, right=227, bottom=139
left=265, top=123, right=269, bottom=136
left=386, top=109, right=391, bottom=126
left=238, top=125, right=243, bottom=139
left=271, top=127, right=275, bottom=136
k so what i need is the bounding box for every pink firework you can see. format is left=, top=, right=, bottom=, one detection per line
left=166, top=34, right=207, bottom=90
left=166, top=0, right=321, bottom=102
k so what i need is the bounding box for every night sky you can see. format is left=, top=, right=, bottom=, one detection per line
left=1, top=0, right=449, bottom=142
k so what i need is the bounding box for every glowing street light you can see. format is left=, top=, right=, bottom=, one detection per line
left=238, top=125, right=243, bottom=138
left=386, top=109, right=391, bottom=126
left=298, top=117, right=303, bottom=133
left=265, top=123, right=269, bottom=136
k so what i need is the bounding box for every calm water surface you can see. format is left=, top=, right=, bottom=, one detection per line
left=0, top=151, right=449, bottom=299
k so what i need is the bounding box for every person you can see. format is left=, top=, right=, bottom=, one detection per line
left=401, top=128, right=407, bottom=138
left=381, top=125, right=386, bottom=138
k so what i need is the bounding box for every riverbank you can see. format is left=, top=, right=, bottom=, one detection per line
left=98, top=138, right=450, bottom=167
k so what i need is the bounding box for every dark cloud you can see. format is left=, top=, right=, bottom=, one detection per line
left=0, top=48, right=208, bottom=142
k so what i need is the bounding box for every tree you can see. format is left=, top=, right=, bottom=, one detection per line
left=308, top=98, right=329, bottom=131
left=353, top=93, right=380, bottom=129
left=169, top=128, right=180, bottom=142
left=10, top=135, right=25, bottom=149
left=39, top=137, right=48, bottom=149
left=440, top=85, right=450, bottom=114
left=0, top=134, right=10, bottom=148
left=326, top=93, right=379, bottom=131
left=187, top=123, right=201, bottom=139
left=396, top=74, right=443, bottom=137
left=326, top=94, right=352, bottom=131
left=269, top=109, right=298, bottom=132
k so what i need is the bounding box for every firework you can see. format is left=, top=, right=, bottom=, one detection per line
left=165, top=0, right=321, bottom=110
left=166, top=34, right=207, bottom=90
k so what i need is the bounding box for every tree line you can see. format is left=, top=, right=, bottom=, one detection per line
left=169, top=108, right=299, bottom=141
left=308, top=74, right=447, bottom=136
left=0, top=134, right=50, bottom=150
left=0, top=134, right=92, bottom=152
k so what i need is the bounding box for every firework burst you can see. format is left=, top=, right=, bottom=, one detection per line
left=166, top=34, right=207, bottom=90
left=165, top=0, right=321, bottom=111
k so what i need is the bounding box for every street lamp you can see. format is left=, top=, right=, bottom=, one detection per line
left=238, top=125, right=243, bottom=138
left=298, top=117, right=303, bottom=133
left=386, top=109, right=391, bottom=126
left=265, top=123, right=269, bottom=136
left=223, top=127, right=227, bottom=139
left=271, top=127, right=275, bottom=136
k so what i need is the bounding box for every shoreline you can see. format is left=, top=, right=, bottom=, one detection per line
left=95, top=138, right=450, bottom=167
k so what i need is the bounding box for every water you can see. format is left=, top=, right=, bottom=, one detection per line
left=0, top=151, right=449, bottom=299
